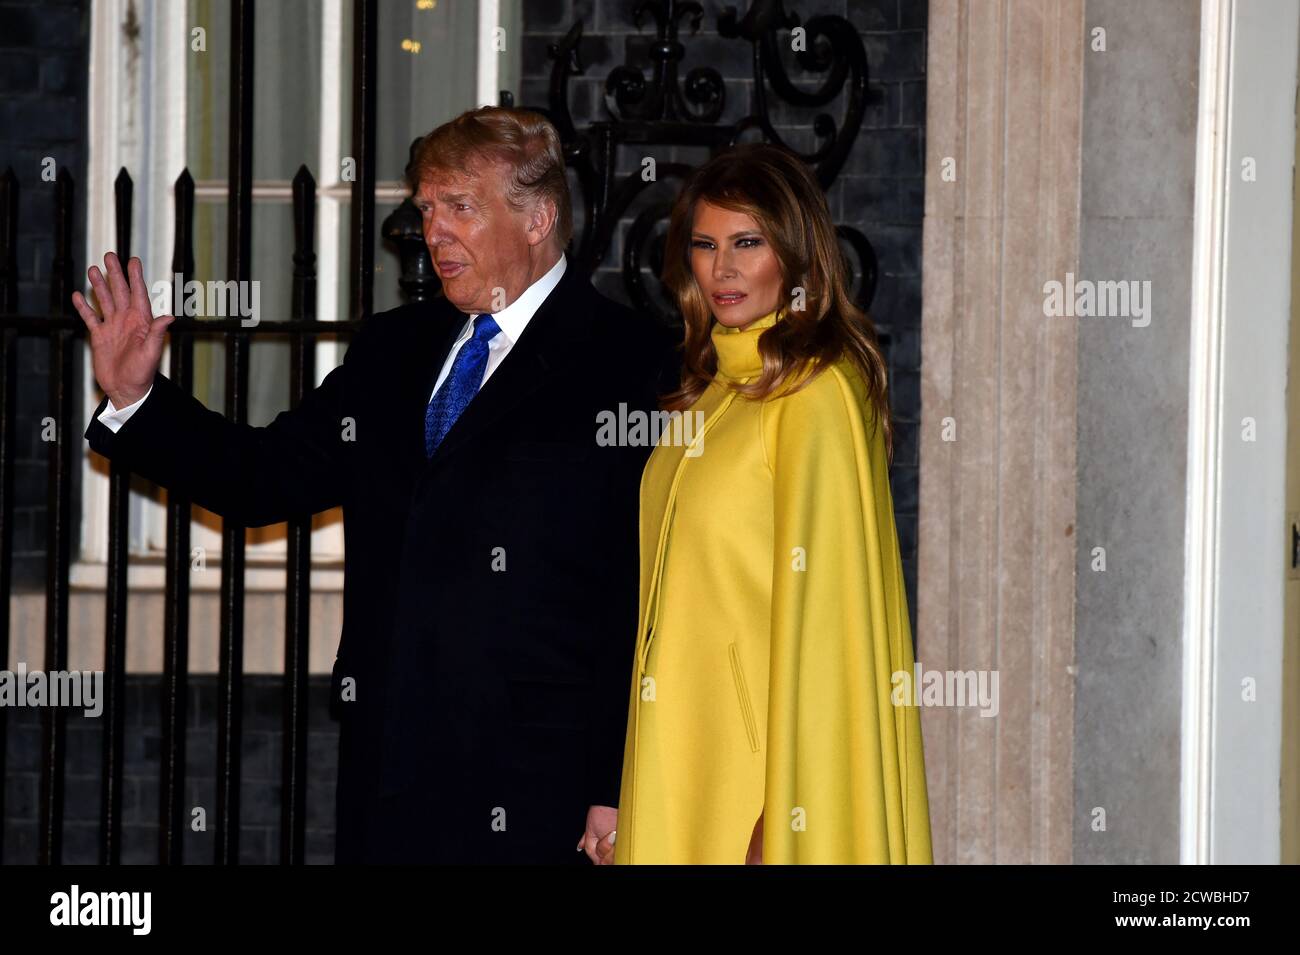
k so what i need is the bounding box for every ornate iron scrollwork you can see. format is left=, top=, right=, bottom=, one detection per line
left=720, top=0, right=867, bottom=189
left=385, top=0, right=877, bottom=330
left=604, top=2, right=726, bottom=124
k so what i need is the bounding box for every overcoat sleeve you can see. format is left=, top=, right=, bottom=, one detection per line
left=759, top=366, right=933, bottom=864
left=83, top=320, right=373, bottom=528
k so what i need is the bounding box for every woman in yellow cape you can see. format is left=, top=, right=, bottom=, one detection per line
left=605, top=143, right=932, bottom=865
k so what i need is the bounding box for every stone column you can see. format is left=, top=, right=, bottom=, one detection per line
left=919, top=0, right=1082, bottom=864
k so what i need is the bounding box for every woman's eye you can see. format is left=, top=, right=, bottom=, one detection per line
left=691, top=240, right=713, bottom=249
left=737, top=237, right=762, bottom=248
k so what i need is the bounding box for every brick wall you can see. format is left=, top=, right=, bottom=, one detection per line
left=0, top=0, right=90, bottom=592
left=519, top=0, right=926, bottom=618
left=3, top=675, right=338, bottom=864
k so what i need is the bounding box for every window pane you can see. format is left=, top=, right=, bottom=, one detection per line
left=191, top=195, right=227, bottom=410
left=189, top=198, right=293, bottom=428
left=376, top=0, right=481, bottom=180
left=374, top=198, right=405, bottom=316
left=186, top=0, right=324, bottom=181
left=252, top=0, right=323, bottom=181
left=187, top=0, right=230, bottom=181
left=325, top=197, right=408, bottom=321
left=180, top=0, right=521, bottom=422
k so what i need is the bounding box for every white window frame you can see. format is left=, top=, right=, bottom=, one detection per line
left=75, top=0, right=510, bottom=591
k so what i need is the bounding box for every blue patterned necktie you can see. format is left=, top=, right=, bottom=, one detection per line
left=425, top=313, right=501, bottom=457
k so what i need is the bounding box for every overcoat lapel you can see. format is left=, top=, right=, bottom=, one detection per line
left=419, top=264, right=594, bottom=471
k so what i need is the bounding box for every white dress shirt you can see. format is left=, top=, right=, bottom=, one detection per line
left=96, top=253, right=569, bottom=434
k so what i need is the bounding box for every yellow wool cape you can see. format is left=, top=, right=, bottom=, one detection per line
left=612, top=308, right=932, bottom=864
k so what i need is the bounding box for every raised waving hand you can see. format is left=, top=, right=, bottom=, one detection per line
left=71, top=252, right=175, bottom=409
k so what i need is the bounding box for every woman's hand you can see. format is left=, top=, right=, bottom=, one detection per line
left=745, top=813, right=764, bottom=864
left=576, top=805, right=617, bottom=865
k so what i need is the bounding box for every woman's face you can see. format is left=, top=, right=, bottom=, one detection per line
left=689, top=200, right=784, bottom=329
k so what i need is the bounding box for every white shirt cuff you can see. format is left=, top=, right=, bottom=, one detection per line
left=97, top=384, right=153, bottom=434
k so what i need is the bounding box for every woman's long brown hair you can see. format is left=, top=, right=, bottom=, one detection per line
left=660, top=142, right=894, bottom=461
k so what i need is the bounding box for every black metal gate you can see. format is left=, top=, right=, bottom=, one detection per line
left=0, top=0, right=873, bottom=865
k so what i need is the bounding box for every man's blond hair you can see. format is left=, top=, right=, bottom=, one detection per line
left=407, top=106, right=572, bottom=249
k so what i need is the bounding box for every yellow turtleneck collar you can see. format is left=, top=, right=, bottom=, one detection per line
left=711, top=307, right=782, bottom=379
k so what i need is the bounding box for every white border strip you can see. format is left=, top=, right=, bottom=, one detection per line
left=80, top=0, right=124, bottom=564
left=318, top=0, right=343, bottom=335
left=1181, top=0, right=1233, bottom=866
left=477, top=0, right=501, bottom=107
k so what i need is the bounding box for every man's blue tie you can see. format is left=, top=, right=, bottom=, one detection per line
left=425, top=313, right=501, bottom=458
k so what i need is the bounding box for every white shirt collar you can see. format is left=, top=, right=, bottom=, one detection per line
left=471, top=253, right=568, bottom=344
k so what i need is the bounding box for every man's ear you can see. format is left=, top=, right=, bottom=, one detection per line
left=525, top=198, right=557, bottom=248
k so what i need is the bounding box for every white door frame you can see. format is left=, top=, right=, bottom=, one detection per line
left=1182, top=0, right=1298, bottom=863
